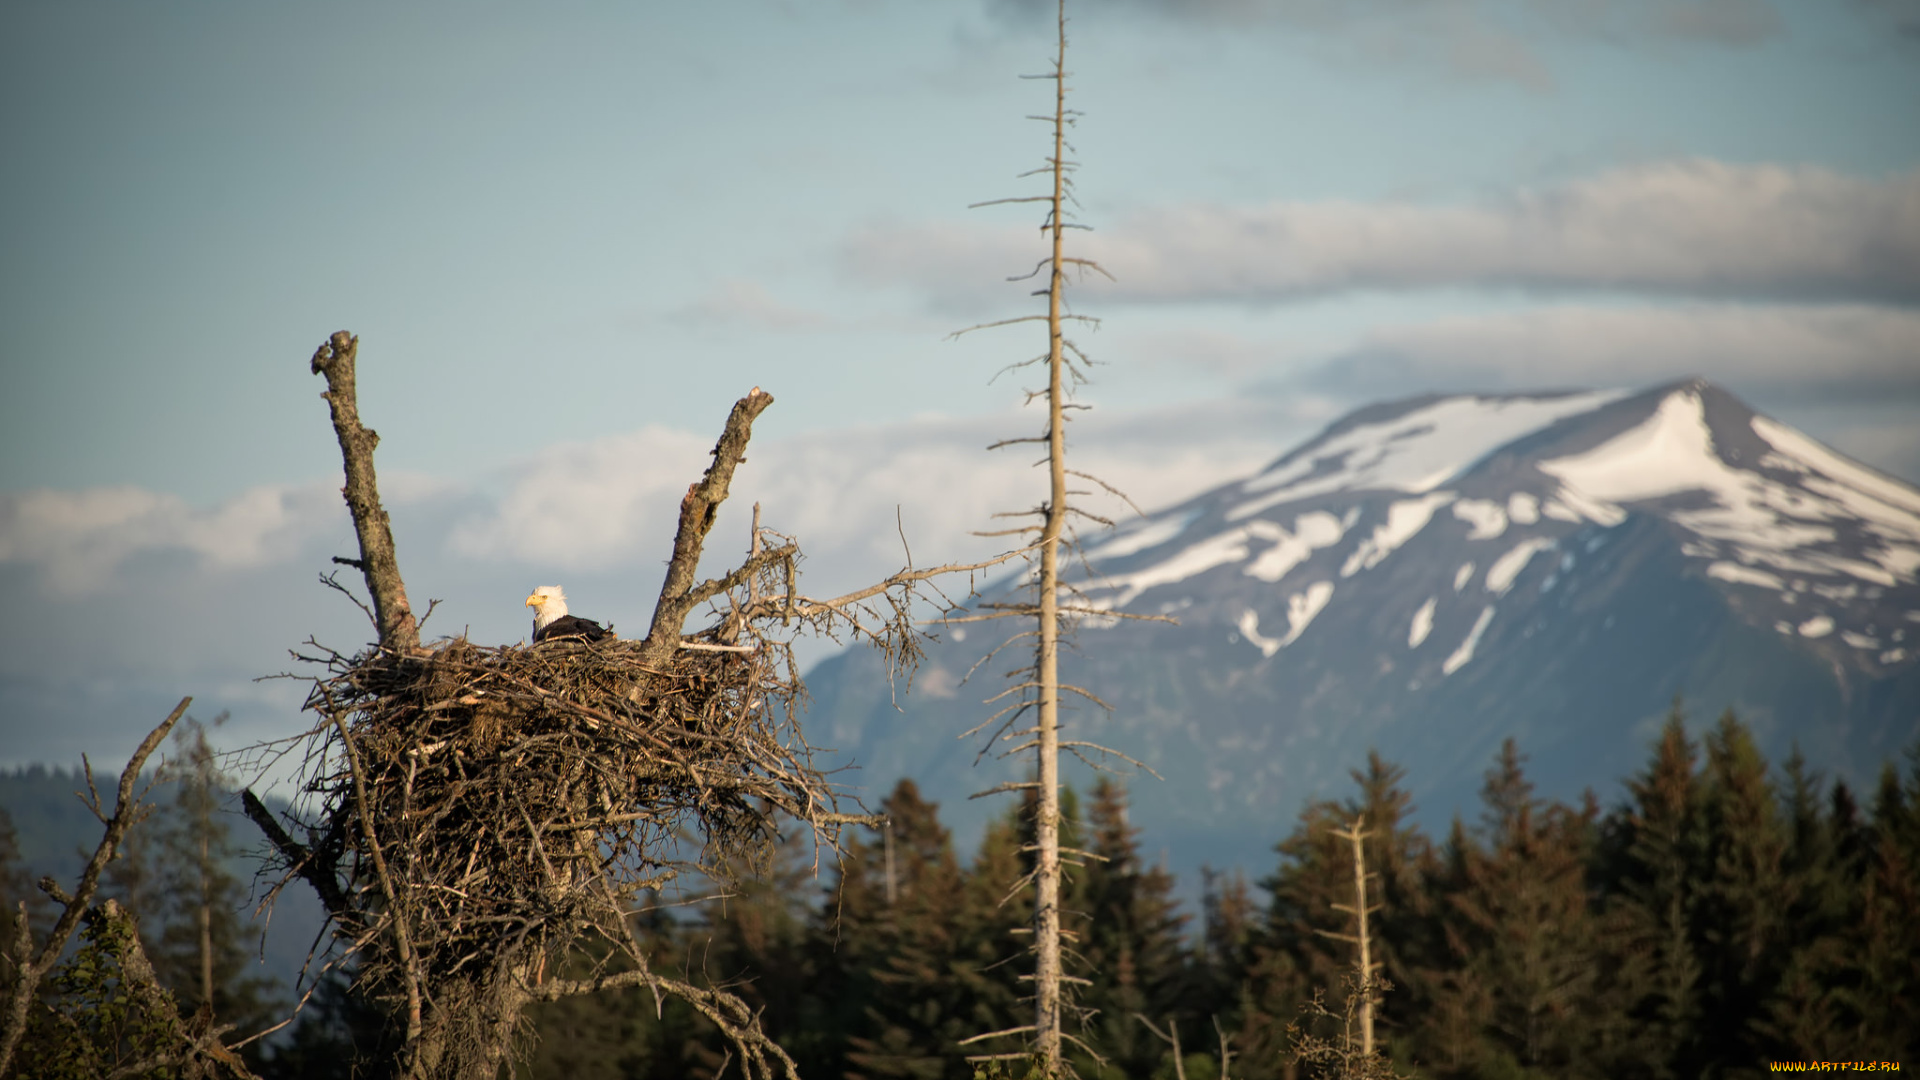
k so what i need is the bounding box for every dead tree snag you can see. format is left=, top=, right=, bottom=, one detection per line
left=310, top=331, right=420, bottom=655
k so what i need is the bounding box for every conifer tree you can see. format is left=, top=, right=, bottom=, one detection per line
left=1245, top=799, right=1346, bottom=1074
left=836, top=780, right=973, bottom=1080
left=1694, top=710, right=1788, bottom=1069
left=1196, top=867, right=1257, bottom=1023
left=1604, top=704, right=1706, bottom=1076
left=151, top=718, right=279, bottom=1037
left=955, top=804, right=1041, bottom=1067
left=1247, top=754, right=1432, bottom=1077
left=1427, top=740, right=1606, bottom=1077
left=261, top=967, right=398, bottom=1080
left=1410, top=818, right=1495, bottom=1079
left=679, top=834, right=830, bottom=1077
left=1076, top=779, right=1187, bottom=1078
left=1756, top=747, right=1855, bottom=1056
left=1851, top=750, right=1920, bottom=1057
left=512, top=892, right=707, bottom=1080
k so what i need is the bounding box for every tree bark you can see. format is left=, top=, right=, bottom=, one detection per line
left=639, top=388, right=774, bottom=667
left=1032, top=3, right=1071, bottom=1068
left=0, top=699, right=190, bottom=1077
left=310, top=331, right=421, bottom=654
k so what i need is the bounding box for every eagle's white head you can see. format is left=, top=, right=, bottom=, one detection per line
left=525, top=586, right=569, bottom=632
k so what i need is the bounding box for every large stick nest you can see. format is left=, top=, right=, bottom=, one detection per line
left=289, top=623, right=849, bottom=988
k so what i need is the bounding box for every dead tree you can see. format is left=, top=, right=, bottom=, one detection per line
left=946, top=2, right=1162, bottom=1073
left=1136, top=1013, right=1235, bottom=1080
left=1289, top=814, right=1402, bottom=1080
left=245, top=332, right=1009, bottom=1080
left=0, top=698, right=268, bottom=1080
left=1323, top=816, right=1381, bottom=1057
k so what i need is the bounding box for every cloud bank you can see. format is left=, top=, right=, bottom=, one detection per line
left=1313, top=303, right=1920, bottom=399
left=1, top=384, right=1910, bottom=770
left=985, top=0, right=1785, bottom=88
left=0, top=397, right=1300, bottom=766
left=847, top=161, right=1920, bottom=308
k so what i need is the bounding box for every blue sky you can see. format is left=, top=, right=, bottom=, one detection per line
left=2, top=0, right=1917, bottom=783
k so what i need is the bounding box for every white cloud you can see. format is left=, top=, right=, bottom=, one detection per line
left=1316, top=302, right=1920, bottom=396
left=447, top=426, right=714, bottom=569
left=0, top=483, right=342, bottom=595
left=987, top=0, right=1782, bottom=87
left=445, top=402, right=1297, bottom=592
left=848, top=161, right=1920, bottom=308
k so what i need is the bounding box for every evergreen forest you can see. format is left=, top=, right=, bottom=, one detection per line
left=11, top=705, right=1908, bottom=1078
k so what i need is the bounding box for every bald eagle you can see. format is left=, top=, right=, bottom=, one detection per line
left=525, top=586, right=612, bottom=643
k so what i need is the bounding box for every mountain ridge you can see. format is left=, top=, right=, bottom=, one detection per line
left=803, top=379, right=1920, bottom=879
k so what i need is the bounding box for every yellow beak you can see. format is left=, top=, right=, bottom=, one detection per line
left=524, top=594, right=542, bottom=608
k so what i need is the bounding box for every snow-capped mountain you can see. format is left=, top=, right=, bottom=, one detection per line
left=804, top=380, right=1920, bottom=874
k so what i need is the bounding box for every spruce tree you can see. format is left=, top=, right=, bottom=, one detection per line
left=1604, top=704, right=1706, bottom=1077
left=1694, top=710, right=1788, bottom=1071
left=1252, top=754, right=1432, bottom=1077
left=262, top=965, right=404, bottom=1080
left=1075, top=778, right=1187, bottom=1078
left=151, top=717, right=279, bottom=1036
left=954, top=803, right=1039, bottom=1067
left=1195, top=866, right=1257, bottom=1027
left=1755, top=747, right=1855, bottom=1056
left=1248, top=799, right=1349, bottom=1074
left=680, top=833, right=829, bottom=1076
left=1426, top=740, right=1606, bottom=1078
left=837, top=779, right=973, bottom=1080
left=1405, top=818, right=1491, bottom=1079
left=1851, top=750, right=1920, bottom=1057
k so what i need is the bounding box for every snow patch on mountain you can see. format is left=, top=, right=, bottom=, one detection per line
left=1443, top=606, right=1498, bottom=675
left=1088, top=510, right=1201, bottom=561
left=1236, top=584, right=1338, bottom=655
left=1753, top=416, right=1920, bottom=518
left=1539, top=389, right=1920, bottom=591
left=1100, top=528, right=1254, bottom=607
left=1231, top=390, right=1628, bottom=520
left=1282, top=582, right=1337, bottom=647
left=1709, top=561, right=1787, bottom=589
left=1454, top=562, right=1476, bottom=592
left=1341, top=493, right=1456, bottom=578
left=1409, top=597, right=1437, bottom=648
left=1237, top=608, right=1283, bottom=658
left=1453, top=499, right=1508, bottom=540
left=1799, top=616, right=1835, bottom=638
left=1487, top=538, right=1557, bottom=595
left=1243, top=511, right=1345, bottom=583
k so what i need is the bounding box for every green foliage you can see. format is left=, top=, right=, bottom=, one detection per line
left=1072, top=778, right=1189, bottom=1079
left=18, top=907, right=181, bottom=1080
left=496, top=716, right=1920, bottom=1079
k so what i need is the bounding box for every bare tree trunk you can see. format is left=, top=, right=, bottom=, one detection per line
left=1031, top=3, right=1074, bottom=1068
left=309, top=331, right=421, bottom=655
left=200, top=831, right=214, bottom=1011
left=640, top=388, right=774, bottom=667
left=0, top=699, right=190, bottom=1076
left=1329, top=815, right=1380, bottom=1057
left=1033, top=5, right=1069, bottom=1059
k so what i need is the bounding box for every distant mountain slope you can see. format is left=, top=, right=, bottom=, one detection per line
left=803, top=380, right=1920, bottom=875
